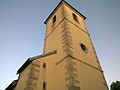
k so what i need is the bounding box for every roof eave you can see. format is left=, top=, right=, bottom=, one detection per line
left=17, top=50, right=57, bottom=74
left=5, top=80, right=18, bottom=90
left=17, top=58, right=32, bottom=74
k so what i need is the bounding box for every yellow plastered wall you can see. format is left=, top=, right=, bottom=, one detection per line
left=69, top=21, right=99, bottom=68
left=36, top=54, right=57, bottom=90
left=45, top=4, right=64, bottom=37
left=15, top=64, right=31, bottom=90
left=44, top=3, right=67, bottom=59
left=63, top=3, right=88, bottom=33
left=44, top=22, right=65, bottom=59
left=76, top=59, right=108, bottom=90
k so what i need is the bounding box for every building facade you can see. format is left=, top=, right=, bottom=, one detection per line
left=6, top=0, right=108, bottom=90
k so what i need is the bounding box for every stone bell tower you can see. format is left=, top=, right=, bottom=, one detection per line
left=43, top=0, right=108, bottom=90
left=6, top=0, right=108, bottom=90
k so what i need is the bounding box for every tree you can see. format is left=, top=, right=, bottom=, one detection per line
left=110, top=81, right=120, bottom=90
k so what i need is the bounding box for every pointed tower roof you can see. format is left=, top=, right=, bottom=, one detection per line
left=44, top=0, right=86, bottom=24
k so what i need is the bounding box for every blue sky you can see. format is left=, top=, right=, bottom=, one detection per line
left=0, top=0, right=120, bottom=89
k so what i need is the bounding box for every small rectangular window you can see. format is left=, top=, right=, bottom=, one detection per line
left=43, top=63, right=46, bottom=68
left=43, top=82, right=46, bottom=90
left=72, top=13, right=79, bottom=22
left=53, top=15, right=56, bottom=23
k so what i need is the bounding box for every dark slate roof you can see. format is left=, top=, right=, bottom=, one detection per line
left=5, top=80, right=18, bottom=90
left=44, top=0, right=86, bottom=24
left=17, top=50, right=57, bottom=74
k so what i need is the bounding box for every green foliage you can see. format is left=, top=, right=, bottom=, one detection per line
left=110, top=81, right=120, bottom=90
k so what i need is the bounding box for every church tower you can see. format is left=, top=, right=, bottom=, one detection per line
left=6, top=0, right=108, bottom=90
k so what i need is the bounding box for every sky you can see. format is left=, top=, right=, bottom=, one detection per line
left=0, top=0, right=120, bottom=89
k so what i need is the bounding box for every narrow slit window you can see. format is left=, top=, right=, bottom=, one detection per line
left=43, top=63, right=46, bottom=68
left=43, top=82, right=46, bottom=90
left=53, top=15, right=56, bottom=23
left=72, top=13, right=79, bottom=22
